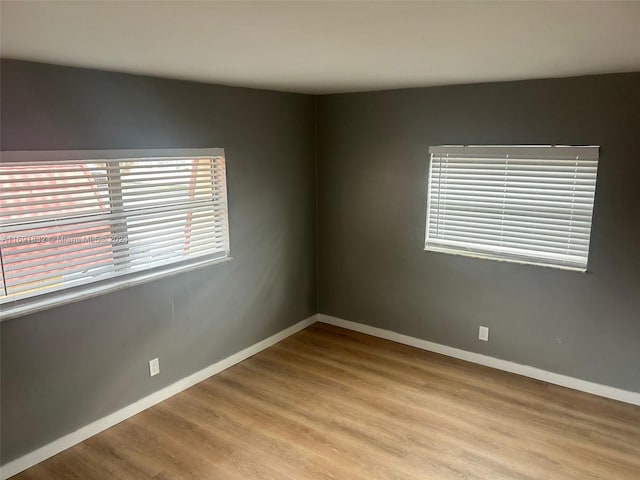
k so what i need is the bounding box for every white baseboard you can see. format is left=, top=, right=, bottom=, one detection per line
left=318, top=314, right=640, bottom=407
left=0, top=315, right=318, bottom=480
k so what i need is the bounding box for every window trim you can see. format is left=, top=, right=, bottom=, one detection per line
left=0, top=148, right=232, bottom=320
left=424, top=145, right=599, bottom=272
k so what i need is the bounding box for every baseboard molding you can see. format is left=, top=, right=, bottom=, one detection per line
left=318, top=314, right=640, bottom=407
left=0, top=315, right=318, bottom=480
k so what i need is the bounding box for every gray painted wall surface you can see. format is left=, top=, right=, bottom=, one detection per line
left=0, top=60, right=317, bottom=463
left=317, top=73, right=640, bottom=392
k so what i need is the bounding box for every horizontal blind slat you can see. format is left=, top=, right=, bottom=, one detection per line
left=1, top=165, right=220, bottom=189
left=4, top=218, right=225, bottom=279
left=428, top=219, right=592, bottom=241
left=5, top=243, right=227, bottom=297
left=433, top=172, right=596, bottom=181
left=427, top=233, right=588, bottom=257
left=3, top=218, right=226, bottom=265
left=427, top=212, right=593, bottom=232
left=428, top=197, right=594, bottom=213
left=429, top=178, right=597, bottom=188
left=432, top=159, right=598, bottom=166
left=430, top=190, right=595, bottom=205
left=1, top=211, right=226, bottom=250
left=1, top=200, right=226, bottom=230
left=426, top=240, right=587, bottom=268
left=427, top=223, right=591, bottom=249
left=434, top=203, right=593, bottom=221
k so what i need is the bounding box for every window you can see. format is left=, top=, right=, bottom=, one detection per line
left=0, top=148, right=230, bottom=316
left=425, top=146, right=599, bottom=271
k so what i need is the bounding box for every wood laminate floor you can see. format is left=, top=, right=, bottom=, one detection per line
left=12, top=323, right=640, bottom=479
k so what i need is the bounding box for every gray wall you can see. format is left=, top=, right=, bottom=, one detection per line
left=0, top=60, right=317, bottom=463
left=317, top=73, right=640, bottom=392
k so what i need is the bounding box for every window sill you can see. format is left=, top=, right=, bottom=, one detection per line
left=0, top=255, right=233, bottom=321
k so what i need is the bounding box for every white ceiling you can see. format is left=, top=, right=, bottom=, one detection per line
left=2, top=1, right=640, bottom=94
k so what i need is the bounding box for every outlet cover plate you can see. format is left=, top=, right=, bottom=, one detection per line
left=149, top=358, right=160, bottom=377
left=479, top=326, right=489, bottom=341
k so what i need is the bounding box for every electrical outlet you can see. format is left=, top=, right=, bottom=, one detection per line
left=149, top=358, right=160, bottom=377
left=479, top=326, right=489, bottom=341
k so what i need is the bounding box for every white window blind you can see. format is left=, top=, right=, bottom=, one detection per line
left=425, top=146, right=599, bottom=271
left=0, top=149, right=230, bottom=313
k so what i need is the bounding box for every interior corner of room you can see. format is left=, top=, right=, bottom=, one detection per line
left=1, top=1, right=639, bottom=479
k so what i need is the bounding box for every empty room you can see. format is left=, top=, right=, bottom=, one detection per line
left=1, top=1, right=639, bottom=479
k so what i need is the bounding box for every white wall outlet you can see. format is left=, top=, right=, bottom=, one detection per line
left=479, top=326, right=489, bottom=342
left=149, top=358, right=160, bottom=377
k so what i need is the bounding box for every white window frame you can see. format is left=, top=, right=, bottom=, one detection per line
left=0, top=148, right=231, bottom=320
left=425, top=145, right=599, bottom=271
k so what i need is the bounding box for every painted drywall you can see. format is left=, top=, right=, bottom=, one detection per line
left=317, top=73, right=640, bottom=392
left=0, top=60, right=317, bottom=463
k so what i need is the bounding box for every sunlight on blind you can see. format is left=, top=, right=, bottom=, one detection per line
left=0, top=153, right=229, bottom=304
